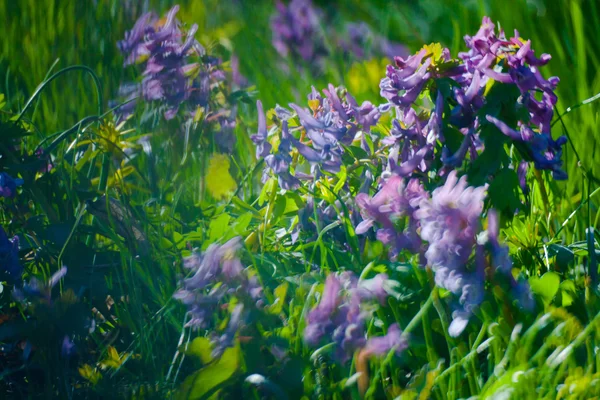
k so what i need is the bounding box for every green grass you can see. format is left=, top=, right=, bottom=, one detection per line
left=1, top=0, right=600, bottom=399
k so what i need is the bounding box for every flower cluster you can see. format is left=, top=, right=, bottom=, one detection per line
left=116, top=5, right=228, bottom=123
left=379, top=18, right=566, bottom=180
left=304, top=272, right=406, bottom=360
left=355, top=176, right=424, bottom=260
left=173, top=237, right=262, bottom=356
left=253, top=17, right=555, bottom=339
left=253, top=85, right=383, bottom=189
left=271, top=0, right=327, bottom=67
left=270, top=0, right=406, bottom=70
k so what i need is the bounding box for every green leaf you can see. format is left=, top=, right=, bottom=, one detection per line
left=176, top=345, right=240, bottom=400
left=187, top=337, right=214, bottom=364
left=258, top=178, right=276, bottom=207
left=333, top=165, right=347, bottom=194
left=560, top=280, right=577, bottom=307
left=208, top=213, right=231, bottom=244
left=233, top=212, right=253, bottom=235
left=268, top=282, right=289, bottom=315
left=529, top=272, right=561, bottom=306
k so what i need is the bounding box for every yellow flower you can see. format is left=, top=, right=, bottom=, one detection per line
left=78, top=364, right=102, bottom=385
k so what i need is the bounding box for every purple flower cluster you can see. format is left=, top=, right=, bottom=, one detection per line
left=416, top=171, right=487, bottom=275
left=355, top=175, right=424, bottom=260
left=304, top=272, right=406, bottom=360
left=354, top=170, right=532, bottom=336
left=271, top=0, right=406, bottom=70
left=0, top=226, right=21, bottom=283
left=253, top=85, right=383, bottom=189
left=116, top=5, right=226, bottom=122
left=173, top=237, right=262, bottom=354
left=271, top=0, right=326, bottom=66
left=379, top=17, right=566, bottom=180
left=0, top=172, right=23, bottom=198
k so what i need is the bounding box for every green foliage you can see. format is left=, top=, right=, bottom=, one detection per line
left=0, top=1, right=600, bottom=399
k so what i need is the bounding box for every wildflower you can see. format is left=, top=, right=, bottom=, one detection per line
left=304, top=272, right=394, bottom=361
left=0, top=172, right=23, bottom=198
left=251, top=100, right=272, bottom=159
left=61, top=335, right=76, bottom=358
left=0, top=226, right=21, bottom=283
left=117, top=5, right=229, bottom=123
left=379, top=49, right=432, bottom=108
left=363, top=324, right=407, bottom=356
left=270, top=0, right=326, bottom=65
left=356, top=176, right=425, bottom=259
left=416, top=171, right=487, bottom=272
left=174, top=237, right=261, bottom=330
left=518, top=161, right=529, bottom=195
left=211, top=304, right=244, bottom=358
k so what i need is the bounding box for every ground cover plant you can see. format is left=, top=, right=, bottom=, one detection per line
left=1, top=0, right=600, bottom=399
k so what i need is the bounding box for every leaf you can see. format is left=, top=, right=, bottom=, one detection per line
left=205, top=154, right=237, bottom=200
left=187, top=337, right=214, bottom=364
left=176, top=345, right=240, bottom=400
left=560, top=280, right=577, bottom=307
left=529, top=272, right=561, bottom=306
left=208, top=213, right=231, bottom=244
left=333, top=165, right=347, bottom=194
left=268, top=282, right=289, bottom=315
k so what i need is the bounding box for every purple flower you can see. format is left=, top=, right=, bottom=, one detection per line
left=356, top=176, right=425, bottom=259
left=211, top=304, right=244, bottom=358
left=416, top=171, right=487, bottom=273
left=304, top=272, right=392, bottom=361
left=116, top=5, right=229, bottom=123
left=174, top=237, right=261, bottom=330
left=304, top=274, right=342, bottom=347
left=364, top=324, right=407, bottom=356
left=117, top=11, right=158, bottom=66
left=0, top=173, right=23, bottom=198
left=271, top=0, right=326, bottom=65
left=380, top=49, right=432, bottom=108
left=518, top=161, right=529, bottom=195
left=486, top=115, right=567, bottom=180
left=0, top=226, right=21, bottom=283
